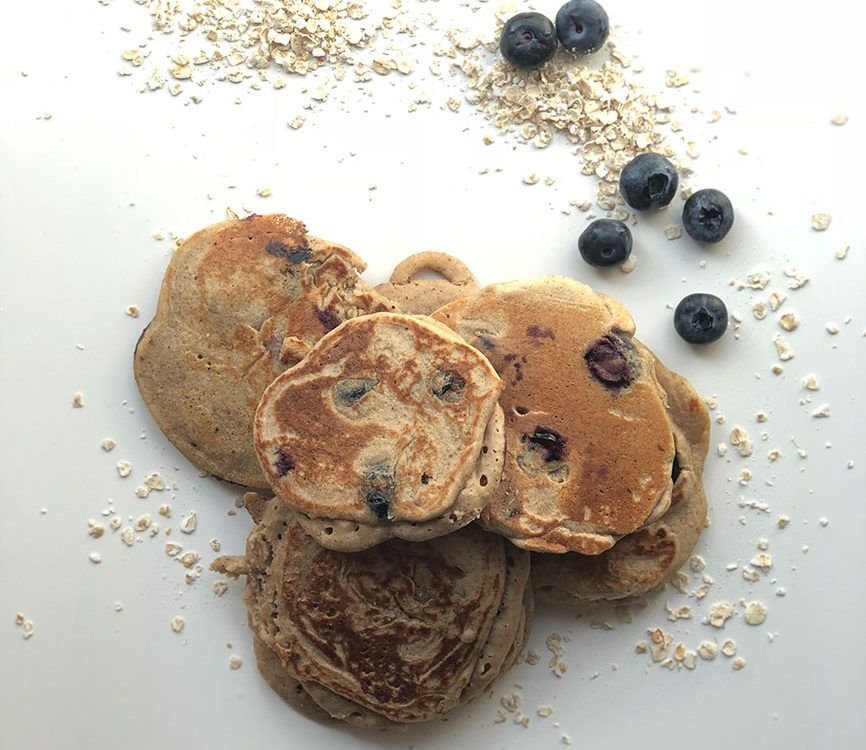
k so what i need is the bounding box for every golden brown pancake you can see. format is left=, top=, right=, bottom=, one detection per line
left=212, top=496, right=532, bottom=725
left=134, top=214, right=395, bottom=488
left=433, top=277, right=675, bottom=555
left=253, top=312, right=504, bottom=550
left=532, top=346, right=710, bottom=604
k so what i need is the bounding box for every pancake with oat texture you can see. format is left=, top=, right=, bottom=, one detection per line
left=253, top=312, right=504, bottom=551
left=433, top=276, right=676, bottom=555
left=212, top=495, right=532, bottom=726
left=133, top=214, right=395, bottom=488
left=532, top=348, right=710, bottom=604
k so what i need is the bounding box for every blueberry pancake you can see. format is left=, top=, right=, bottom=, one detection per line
left=212, top=496, right=532, bottom=726
left=374, top=251, right=478, bottom=315
left=433, top=277, right=676, bottom=555
left=253, top=312, right=504, bottom=551
left=134, top=214, right=395, bottom=488
left=532, top=347, right=710, bottom=604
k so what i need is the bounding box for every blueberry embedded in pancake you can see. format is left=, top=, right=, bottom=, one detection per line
left=133, top=214, right=396, bottom=488
left=433, top=276, right=677, bottom=555
left=254, top=312, right=504, bottom=549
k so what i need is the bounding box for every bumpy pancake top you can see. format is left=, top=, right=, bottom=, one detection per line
left=254, top=312, right=503, bottom=525
left=433, top=277, right=675, bottom=555
left=238, top=501, right=510, bottom=723
left=532, top=343, right=711, bottom=603
left=134, top=214, right=394, bottom=488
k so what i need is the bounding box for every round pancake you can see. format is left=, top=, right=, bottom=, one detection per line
left=213, top=497, right=532, bottom=725
left=375, top=252, right=478, bottom=315
left=294, top=403, right=505, bottom=552
left=133, top=214, right=396, bottom=488
left=532, top=346, right=710, bottom=604
left=254, top=312, right=503, bottom=533
left=432, top=277, right=675, bottom=555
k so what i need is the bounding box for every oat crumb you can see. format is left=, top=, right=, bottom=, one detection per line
left=744, top=601, right=767, bottom=625
left=732, top=656, right=747, bottom=670
left=811, top=213, right=831, bottom=231
left=708, top=601, right=735, bottom=628
left=721, top=639, right=737, bottom=657
left=212, top=580, right=229, bottom=597
left=116, top=460, right=133, bottom=478
left=619, top=255, right=638, bottom=273
left=831, top=113, right=848, bottom=126
left=537, top=705, right=553, bottom=718
left=101, top=438, right=116, bottom=452
left=812, top=404, right=830, bottom=418
left=664, top=225, right=682, bottom=240
left=72, top=392, right=84, bottom=408
left=125, top=305, right=140, bottom=318
left=89, top=552, right=102, bottom=564
left=170, top=616, right=185, bottom=633
left=229, top=654, right=243, bottom=670
left=180, top=511, right=198, bottom=534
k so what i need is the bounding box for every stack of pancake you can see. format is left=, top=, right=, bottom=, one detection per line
left=134, top=214, right=709, bottom=727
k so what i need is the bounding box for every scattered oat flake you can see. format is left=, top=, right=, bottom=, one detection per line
left=256, top=187, right=272, bottom=198
left=212, top=580, right=229, bottom=597
left=825, top=322, right=840, bottom=335
left=664, top=225, right=682, bottom=240
left=831, top=113, right=848, bottom=126
left=537, top=705, right=553, bottom=718
left=777, top=515, right=791, bottom=529
left=803, top=373, right=820, bottom=391
left=145, top=473, right=165, bottom=491
left=229, top=654, right=243, bottom=670
left=812, top=404, right=830, bottom=418
left=120, top=527, right=135, bottom=547
left=88, top=522, right=106, bottom=538
left=180, top=511, right=198, bottom=534
left=811, top=213, right=831, bottom=231
left=732, top=657, right=747, bottom=670
left=165, top=542, right=183, bottom=557
left=72, top=392, right=84, bottom=408
left=729, top=426, right=753, bottom=457
left=774, top=334, right=795, bottom=360
left=751, top=552, right=773, bottom=570
left=179, top=551, right=200, bottom=568
left=708, top=601, right=735, bottom=628
left=744, top=601, right=767, bottom=625
left=116, top=460, right=132, bottom=478
left=170, top=616, right=185, bottom=633
left=836, top=244, right=850, bottom=260
left=619, top=255, right=637, bottom=273
left=89, top=552, right=102, bottom=564
left=101, top=438, right=116, bottom=452
left=698, top=641, right=718, bottom=660
left=523, top=173, right=539, bottom=186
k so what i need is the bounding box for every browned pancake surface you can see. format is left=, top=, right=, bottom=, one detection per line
left=255, top=313, right=502, bottom=525
left=134, top=214, right=394, bottom=487
left=433, top=277, right=675, bottom=554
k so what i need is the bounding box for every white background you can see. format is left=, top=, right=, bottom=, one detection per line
left=2, top=1, right=864, bottom=748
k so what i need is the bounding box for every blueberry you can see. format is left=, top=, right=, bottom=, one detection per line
left=584, top=333, right=637, bottom=389
left=555, top=0, right=609, bottom=54
left=430, top=370, right=465, bottom=402
left=682, top=189, right=734, bottom=243
left=578, top=219, right=632, bottom=267
left=619, top=153, right=679, bottom=210
left=499, top=12, right=557, bottom=70
left=674, top=293, right=728, bottom=344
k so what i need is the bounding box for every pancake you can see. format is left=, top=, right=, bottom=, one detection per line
left=375, top=252, right=478, bottom=315
left=432, top=277, right=676, bottom=555
left=253, top=312, right=504, bottom=550
left=532, top=346, right=710, bottom=604
left=133, top=214, right=396, bottom=488
left=212, top=496, right=533, bottom=725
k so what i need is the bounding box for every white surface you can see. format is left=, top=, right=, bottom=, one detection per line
left=1, top=1, right=864, bottom=748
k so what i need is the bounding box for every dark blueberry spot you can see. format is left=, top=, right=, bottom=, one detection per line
left=274, top=448, right=295, bottom=477
left=478, top=337, right=495, bottom=350
left=555, top=0, right=609, bottom=55
left=313, top=306, right=341, bottom=331
left=682, top=188, right=734, bottom=243
left=527, top=426, right=568, bottom=462
left=584, top=333, right=637, bottom=389
left=420, top=473, right=432, bottom=485
left=674, top=293, right=728, bottom=344
left=671, top=453, right=681, bottom=483
left=431, top=370, right=465, bottom=402
left=578, top=219, right=633, bottom=267
left=363, top=464, right=396, bottom=523
left=333, top=378, right=378, bottom=406
left=266, top=240, right=313, bottom=264
left=527, top=325, right=556, bottom=340
left=619, top=153, right=679, bottom=210
left=499, top=12, right=557, bottom=70
left=503, top=353, right=517, bottom=362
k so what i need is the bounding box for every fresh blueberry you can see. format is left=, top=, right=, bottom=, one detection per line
left=619, top=153, right=679, bottom=210
left=578, top=219, right=632, bottom=267
left=555, top=0, right=609, bottom=54
left=682, top=189, right=734, bottom=243
left=674, top=293, right=728, bottom=344
left=500, top=12, right=558, bottom=70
